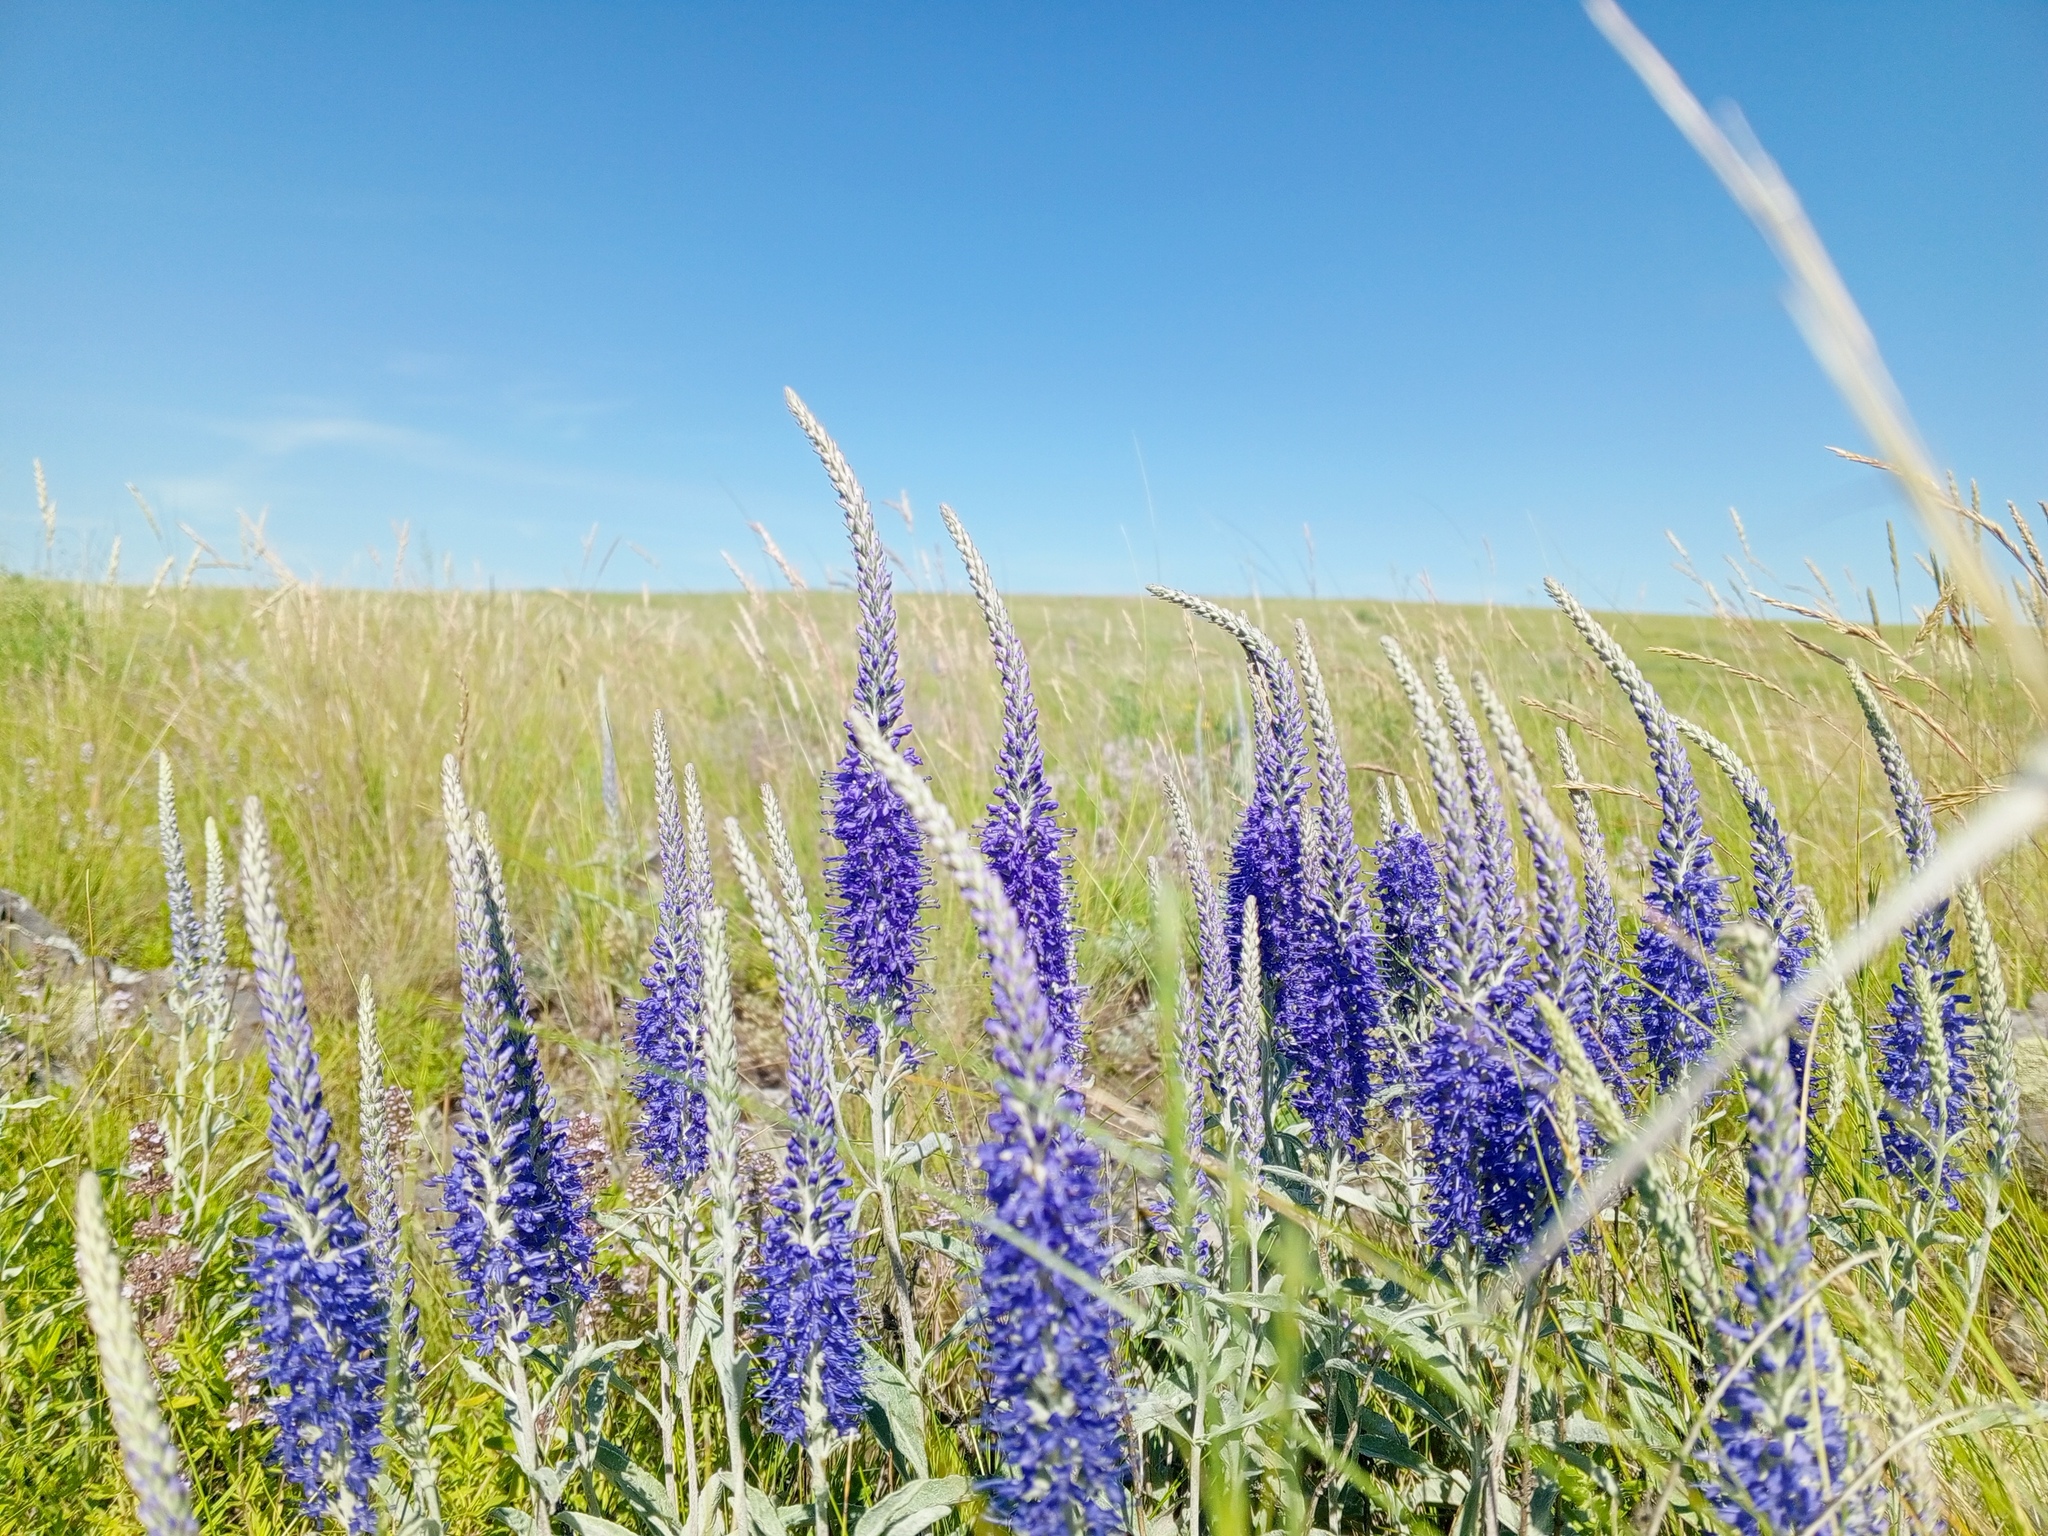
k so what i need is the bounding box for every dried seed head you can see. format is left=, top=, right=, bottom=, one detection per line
left=122, top=1252, right=170, bottom=1307
left=577, top=1267, right=624, bottom=1341
left=127, top=1122, right=170, bottom=1199
left=225, top=1399, right=268, bottom=1432
left=740, top=1144, right=779, bottom=1214
left=564, top=1113, right=610, bottom=1190
left=380, top=1085, right=415, bottom=1151
left=224, top=1338, right=271, bottom=1430
left=625, top=1162, right=664, bottom=1210
left=128, top=1120, right=168, bottom=1168
left=224, top=1337, right=263, bottom=1385
left=130, top=1169, right=171, bottom=1201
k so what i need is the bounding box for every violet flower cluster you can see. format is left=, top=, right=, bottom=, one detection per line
left=1555, top=730, right=1635, bottom=1099
left=975, top=1069, right=1127, bottom=1536
left=948, top=505, right=1085, bottom=1066
left=1477, top=676, right=1637, bottom=1132
left=630, top=716, right=713, bottom=1189
left=439, top=760, right=593, bottom=1347
left=1381, top=645, right=1570, bottom=1263
left=1291, top=625, right=1390, bottom=1147
left=1147, top=599, right=1306, bottom=1002
left=1849, top=667, right=1974, bottom=1194
left=1165, top=772, right=1235, bottom=1114
left=789, top=389, right=929, bottom=1053
left=730, top=825, right=866, bottom=1443
left=1707, top=930, right=1882, bottom=1536
left=853, top=714, right=1126, bottom=1536
left=1231, top=670, right=1309, bottom=992
left=1414, top=974, right=1570, bottom=1264
left=1548, top=579, right=1726, bottom=1088
left=1372, top=819, right=1448, bottom=1032
left=1150, top=588, right=1348, bottom=1136
left=1679, top=719, right=1817, bottom=1089
left=239, top=801, right=387, bottom=1532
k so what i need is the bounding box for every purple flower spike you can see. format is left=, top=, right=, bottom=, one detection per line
left=729, top=820, right=865, bottom=1443
left=788, top=389, right=930, bottom=1054
left=1373, top=820, right=1448, bottom=1031
left=1555, top=729, right=1636, bottom=1099
left=1380, top=637, right=1491, bottom=995
left=1291, top=623, right=1390, bottom=1147
left=439, top=759, right=593, bottom=1349
left=1414, top=975, right=1569, bottom=1265
left=239, top=801, right=386, bottom=1532
left=947, top=505, right=1084, bottom=1066
left=1379, top=653, right=1568, bottom=1261
left=1678, top=719, right=1817, bottom=1088
left=630, top=715, right=713, bottom=1188
left=1164, top=772, right=1233, bottom=1114
left=1547, top=579, right=1726, bottom=1089
left=1436, top=658, right=1525, bottom=970
left=1217, top=649, right=1310, bottom=1030
left=1707, top=928, right=1885, bottom=1536
left=1848, top=666, right=1973, bottom=1195
left=1231, top=670, right=1311, bottom=994
left=852, top=715, right=1126, bottom=1536
left=1477, top=674, right=1651, bottom=1135
left=1146, top=588, right=1316, bottom=1100
left=1473, top=678, right=1580, bottom=1009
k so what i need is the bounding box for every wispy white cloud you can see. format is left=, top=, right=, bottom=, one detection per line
left=144, top=474, right=250, bottom=511
left=215, top=414, right=443, bottom=457
left=196, top=407, right=689, bottom=503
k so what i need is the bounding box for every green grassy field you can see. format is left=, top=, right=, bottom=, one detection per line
left=3, top=574, right=2036, bottom=1064
left=4, top=565, right=2046, bottom=1533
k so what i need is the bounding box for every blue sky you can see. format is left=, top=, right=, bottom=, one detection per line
left=0, top=3, right=2041, bottom=607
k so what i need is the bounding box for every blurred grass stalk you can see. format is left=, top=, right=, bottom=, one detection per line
left=1507, top=0, right=2048, bottom=1286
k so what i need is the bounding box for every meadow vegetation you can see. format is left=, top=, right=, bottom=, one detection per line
left=7, top=11, right=2048, bottom=1532
left=3, top=452, right=2048, bottom=1534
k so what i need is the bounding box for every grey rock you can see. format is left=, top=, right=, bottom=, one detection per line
left=1, top=887, right=262, bottom=1076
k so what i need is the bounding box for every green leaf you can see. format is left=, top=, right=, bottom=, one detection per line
left=852, top=1475, right=971, bottom=1536
left=901, top=1228, right=977, bottom=1269
left=1122, top=1264, right=1200, bottom=1292
left=859, top=1342, right=930, bottom=1478
left=456, top=1354, right=520, bottom=1406
left=560, top=1517, right=643, bottom=1536
left=1342, top=1402, right=1422, bottom=1469
left=595, top=1437, right=684, bottom=1535
left=1368, top=1366, right=1459, bottom=1439
left=1561, top=1414, right=1613, bottom=1446
left=747, top=1482, right=801, bottom=1534
left=890, top=1131, right=954, bottom=1169
left=1126, top=1384, right=1194, bottom=1432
